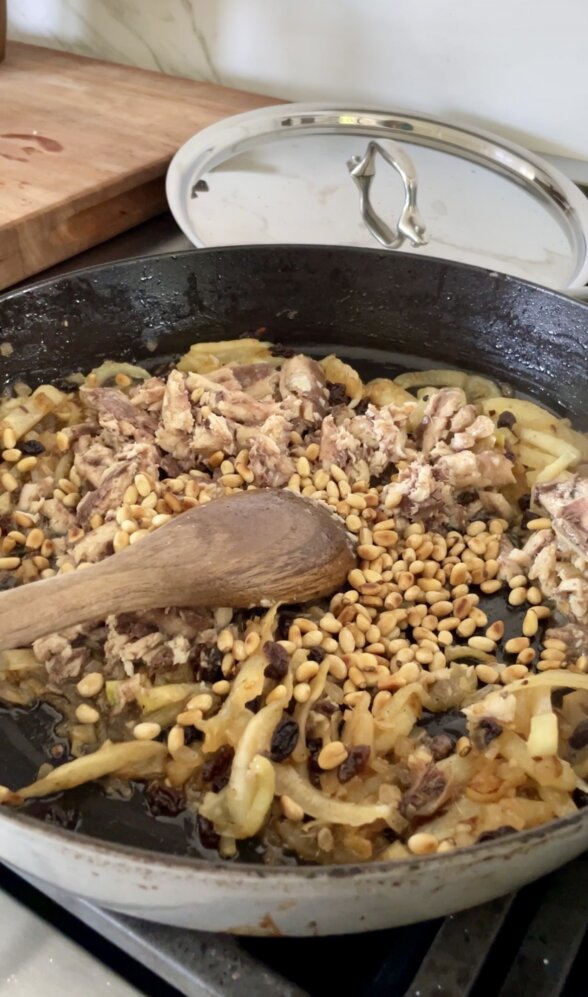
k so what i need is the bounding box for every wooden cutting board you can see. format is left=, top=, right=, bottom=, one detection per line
left=0, top=43, right=278, bottom=290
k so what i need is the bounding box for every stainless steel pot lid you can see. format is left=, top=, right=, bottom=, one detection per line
left=166, top=103, right=588, bottom=290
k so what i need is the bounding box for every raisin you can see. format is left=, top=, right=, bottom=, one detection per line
left=20, top=439, right=45, bottom=455
left=276, top=607, right=303, bottom=641
left=306, top=736, right=323, bottom=788
left=473, top=717, right=502, bottom=749
left=145, top=781, right=186, bottom=818
left=270, top=716, right=299, bottom=762
left=147, top=646, right=174, bottom=680
left=0, top=515, right=13, bottom=534
left=326, top=381, right=349, bottom=406
left=572, top=788, right=588, bottom=809
left=428, top=734, right=455, bottom=761
left=270, top=343, right=295, bottom=358
left=263, top=641, right=289, bottom=680
left=417, top=709, right=467, bottom=742
left=197, top=814, right=220, bottom=850
left=497, top=411, right=516, bottom=430
left=338, top=744, right=370, bottom=783
left=355, top=398, right=369, bottom=415
left=202, top=745, right=234, bottom=791
left=245, top=695, right=263, bottom=714
left=191, top=645, right=223, bottom=684
left=307, top=647, right=325, bottom=663
left=313, top=698, right=338, bottom=716
left=569, top=718, right=588, bottom=751
left=477, top=825, right=516, bottom=843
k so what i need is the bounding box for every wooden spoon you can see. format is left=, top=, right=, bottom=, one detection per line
left=0, top=490, right=354, bottom=651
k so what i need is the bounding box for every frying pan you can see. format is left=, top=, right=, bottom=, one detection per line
left=0, top=245, right=587, bottom=937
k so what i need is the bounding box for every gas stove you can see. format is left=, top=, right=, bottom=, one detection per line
left=2, top=153, right=588, bottom=995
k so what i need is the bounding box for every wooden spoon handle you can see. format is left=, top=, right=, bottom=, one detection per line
left=0, top=554, right=154, bottom=650
left=0, top=490, right=354, bottom=651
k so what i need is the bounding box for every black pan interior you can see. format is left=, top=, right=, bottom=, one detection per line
left=0, top=245, right=587, bottom=858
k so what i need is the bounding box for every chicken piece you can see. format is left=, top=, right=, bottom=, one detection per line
left=130, top=377, right=166, bottom=411
left=398, top=760, right=450, bottom=820
left=279, top=355, right=329, bottom=425
left=435, top=451, right=515, bottom=490
left=188, top=371, right=276, bottom=426
left=348, top=404, right=413, bottom=477
left=420, top=388, right=466, bottom=455
left=74, top=439, right=115, bottom=488
left=545, top=622, right=588, bottom=659
left=527, top=536, right=558, bottom=596
left=81, top=387, right=157, bottom=445
left=155, top=370, right=194, bottom=459
left=555, top=577, right=588, bottom=623
left=534, top=475, right=588, bottom=559
left=319, top=404, right=412, bottom=483
left=497, top=529, right=556, bottom=585
left=72, top=520, right=117, bottom=564
left=319, top=414, right=364, bottom=480
left=478, top=491, right=515, bottom=520
left=383, top=458, right=462, bottom=529
left=231, top=363, right=279, bottom=399
left=76, top=442, right=159, bottom=525
left=248, top=413, right=295, bottom=487
left=450, top=415, right=495, bottom=452
left=33, top=629, right=88, bottom=688
left=40, top=496, right=76, bottom=535
left=192, top=413, right=236, bottom=458
left=138, top=607, right=213, bottom=639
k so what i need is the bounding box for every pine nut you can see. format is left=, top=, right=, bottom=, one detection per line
left=339, top=627, right=355, bottom=653
left=167, top=725, right=185, bottom=755
left=133, top=722, right=161, bottom=740
left=280, top=795, right=304, bottom=822
left=480, top=579, right=502, bottom=594
left=317, top=741, right=348, bottom=770
left=456, top=618, right=477, bottom=638
left=476, top=664, right=499, bottom=684
left=468, top=636, right=496, bottom=653
left=522, top=609, right=539, bottom=637
left=0, top=557, right=20, bottom=570
left=76, top=672, right=104, bottom=698
left=508, top=574, right=528, bottom=589
left=502, top=664, right=528, bottom=683
left=2, top=427, right=16, bottom=449
left=75, top=704, right=100, bottom=724
left=407, top=832, right=438, bottom=855
left=211, top=680, right=231, bottom=696
left=187, top=693, right=213, bottom=713
left=293, top=682, right=312, bottom=703
left=16, top=456, right=38, bottom=473
left=1, top=473, right=18, bottom=492
left=526, top=517, right=551, bottom=531
left=526, top=586, right=543, bottom=605
left=486, top=621, right=504, bottom=642
left=505, top=636, right=530, bottom=654
left=508, top=586, right=528, bottom=607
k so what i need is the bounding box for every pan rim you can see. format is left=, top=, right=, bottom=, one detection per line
left=1, top=243, right=587, bottom=879
left=3, top=243, right=588, bottom=309
left=0, top=796, right=586, bottom=879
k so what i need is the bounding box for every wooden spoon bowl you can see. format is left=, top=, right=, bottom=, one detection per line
left=0, top=490, right=355, bottom=650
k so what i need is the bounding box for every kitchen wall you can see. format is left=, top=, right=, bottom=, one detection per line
left=8, top=0, right=588, bottom=161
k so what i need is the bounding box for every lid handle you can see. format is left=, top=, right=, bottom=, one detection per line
left=347, top=140, right=428, bottom=250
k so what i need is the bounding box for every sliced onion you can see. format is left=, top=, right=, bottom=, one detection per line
left=274, top=764, right=392, bottom=826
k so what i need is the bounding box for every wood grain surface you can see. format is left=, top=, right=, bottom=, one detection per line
left=0, top=43, right=277, bottom=289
